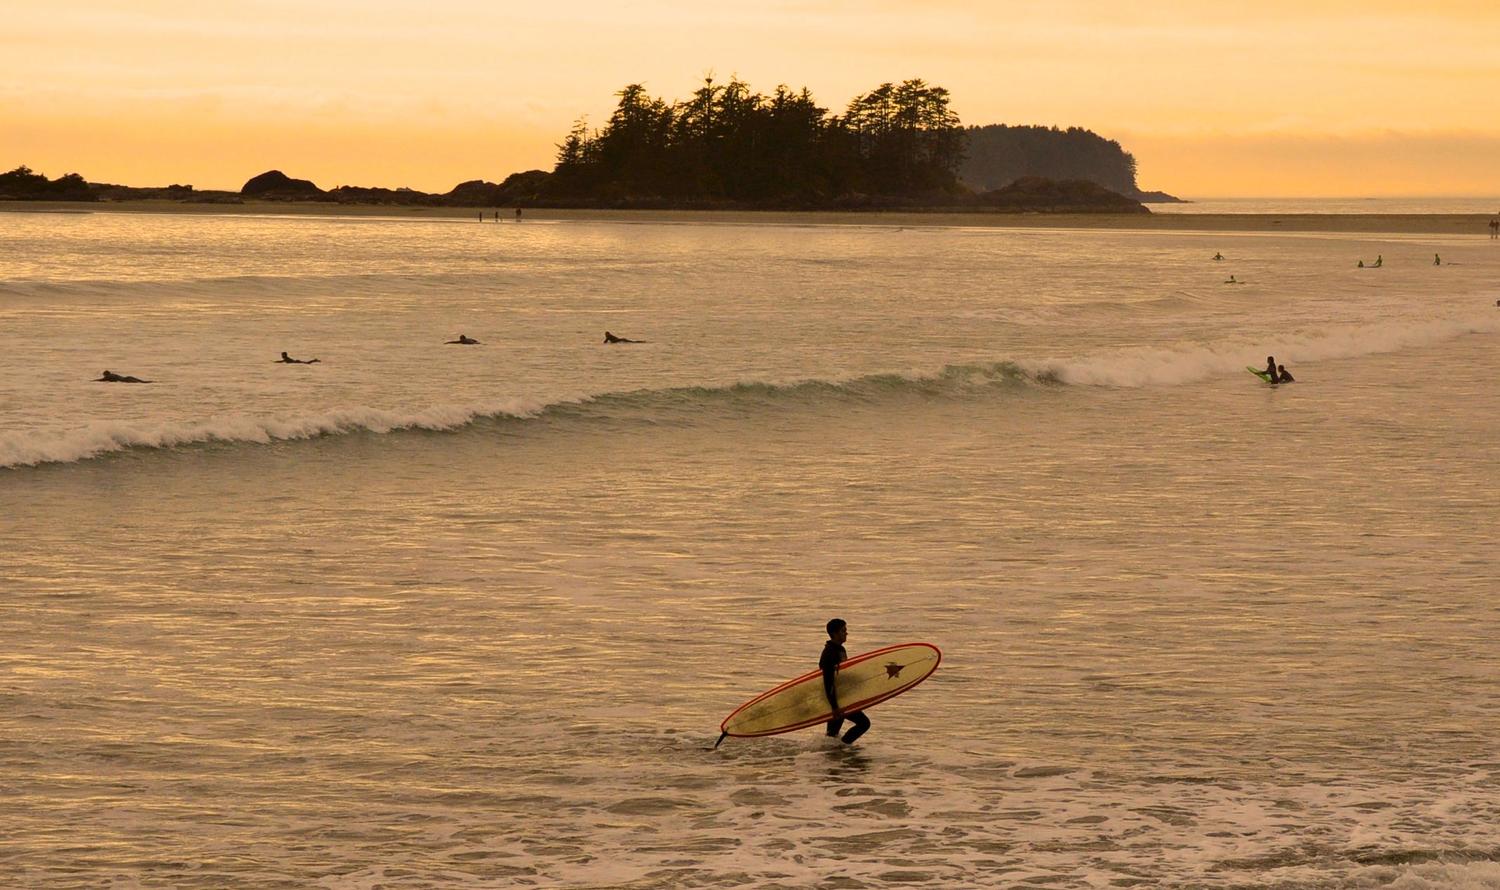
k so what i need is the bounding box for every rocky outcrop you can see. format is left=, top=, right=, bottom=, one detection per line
left=240, top=170, right=325, bottom=199
left=975, top=177, right=1149, bottom=213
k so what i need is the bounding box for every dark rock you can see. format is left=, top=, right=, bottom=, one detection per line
left=240, top=170, right=325, bottom=199
left=976, top=176, right=1148, bottom=213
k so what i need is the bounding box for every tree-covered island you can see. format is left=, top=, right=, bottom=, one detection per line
left=3, top=77, right=1175, bottom=212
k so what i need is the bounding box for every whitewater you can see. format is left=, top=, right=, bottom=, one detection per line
left=3, top=209, right=1499, bottom=889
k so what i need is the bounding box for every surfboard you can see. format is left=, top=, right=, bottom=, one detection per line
left=718, top=642, right=941, bottom=744
left=1247, top=366, right=1274, bottom=383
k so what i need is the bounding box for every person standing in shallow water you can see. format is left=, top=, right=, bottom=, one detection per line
left=822, top=618, right=870, bottom=745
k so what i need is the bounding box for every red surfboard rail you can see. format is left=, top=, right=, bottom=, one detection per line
left=719, top=642, right=942, bottom=739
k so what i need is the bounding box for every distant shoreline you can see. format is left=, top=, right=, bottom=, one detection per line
left=2, top=199, right=1492, bottom=236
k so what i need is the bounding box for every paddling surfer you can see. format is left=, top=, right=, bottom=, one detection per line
left=446, top=334, right=480, bottom=345
left=276, top=351, right=320, bottom=364
left=822, top=618, right=870, bottom=745
left=603, top=331, right=643, bottom=344
left=96, top=370, right=151, bottom=383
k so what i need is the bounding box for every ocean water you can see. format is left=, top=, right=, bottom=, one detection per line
left=2, top=211, right=1499, bottom=889
left=1153, top=197, right=1500, bottom=216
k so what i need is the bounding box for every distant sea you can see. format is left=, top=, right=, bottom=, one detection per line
left=1154, top=196, right=1500, bottom=214
left=3, top=211, right=1498, bottom=888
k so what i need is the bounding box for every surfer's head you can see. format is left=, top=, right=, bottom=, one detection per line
left=826, top=618, right=847, bottom=643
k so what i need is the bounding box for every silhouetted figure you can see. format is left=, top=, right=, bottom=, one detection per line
left=1213, top=252, right=1224, bottom=261
left=446, top=334, right=480, bottom=345
left=276, top=351, right=320, bottom=364
left=1277, top=364, right=1295, bottom=383
left=603, top=331, right=643, bottom=344
left=821, top=618, right=870, bottom=745
left=1264, top=356, right=1278, bottom=383
left=96, top=370, right=151, bottom=383
left=1374, top=255, right=1383, bottom=268
left=515, top=208, right=522, bottom=221
left=494, top=211, right=500, bottom=221
left=1225, top=275, right=1238, bottom=284
left=1358, top=260, right=1365, bottom=268
left=1434, top=253, right=1441, bottom=266
left=1489, top=219, right=1499, bottom=239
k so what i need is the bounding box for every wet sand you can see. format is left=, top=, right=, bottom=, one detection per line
left=2, top=199, right=1493, bottom=235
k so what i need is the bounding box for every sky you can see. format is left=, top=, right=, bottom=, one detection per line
left=4, top=0, right=1500, bottom=197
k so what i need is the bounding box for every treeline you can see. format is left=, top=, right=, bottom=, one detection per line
left=960, top=125, right=1141, bottom=198
left=0, top=166, right=97, bottom=201
left=547, top=78, right=966, bottom=206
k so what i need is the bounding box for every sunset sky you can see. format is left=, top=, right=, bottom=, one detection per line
left=5, top=0, right=1499, bottom=196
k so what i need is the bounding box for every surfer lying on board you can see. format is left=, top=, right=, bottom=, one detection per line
left=96, top=370, right=151, bottom=383
left=276, top=352, right=320, bottom=364
left=603, top=331, right=643, bottom=344
left=822, top=618, right=871, bottom=745
left=446, top=334, right=480, bottom=345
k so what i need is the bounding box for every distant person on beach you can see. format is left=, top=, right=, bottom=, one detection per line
left=1264, top=356, right=1278, bottom=382
left=495, top=211, right=500, bottom=221
left=515, top=208, right=522, bottom=221
left=1213, top=252, right=1224, bottom=261
left=821, top=618, right=870, bottom=745
left=1277, top=364, right=1295, bottom=383
left=276, top=352, right=319, bottom=364
left=446, top=334, right=480, bottom=345
left=96, top=370, right=151, bottom=383
left=1490, top=219, right=1498, bottom=238
left=603, top=331, right=643, bottom=344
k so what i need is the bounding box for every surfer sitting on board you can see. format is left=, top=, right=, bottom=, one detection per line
left=1277, top=364, right=1295, bottom=383
left=1264, top=356, right=1278, bottom=383
left=822, top=618, right=871, bottom=745
left=276, top=351, right=320, bottom=364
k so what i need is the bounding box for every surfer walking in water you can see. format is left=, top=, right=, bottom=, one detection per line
left=822, top=618, right=870, bottom=745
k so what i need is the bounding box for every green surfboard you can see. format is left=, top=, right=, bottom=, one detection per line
left=1247, top=366, right=1275, bottom=383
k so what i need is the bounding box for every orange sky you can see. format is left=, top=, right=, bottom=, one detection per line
left=5, top=1, right=1500, bottom=196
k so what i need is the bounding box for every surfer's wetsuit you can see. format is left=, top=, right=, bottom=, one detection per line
left=821, top=640, right=870, bottom=744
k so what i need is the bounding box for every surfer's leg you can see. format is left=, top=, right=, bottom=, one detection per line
left=826, top=715, right=844, bottom=737
left=841, top=711, right=870, bottom=744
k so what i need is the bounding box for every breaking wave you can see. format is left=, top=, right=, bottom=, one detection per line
left=4, top=311, right=1496, bottom=469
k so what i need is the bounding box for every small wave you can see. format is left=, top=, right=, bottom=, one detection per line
left=1037, top=311, right=1500, bottom=387
left=4, top=310, right=1495, bottom=469
left=0, top=400, right=549, bottom=469
left=0, top=366, right=1039, bottom=470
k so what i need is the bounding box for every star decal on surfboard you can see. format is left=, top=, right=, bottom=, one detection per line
left=884, top=662, right=905, bottom=678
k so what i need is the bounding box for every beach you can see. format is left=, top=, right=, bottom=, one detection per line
left=4, top=198, right=1496, bottom=236
left=3, top=209, right=1499, bottom=888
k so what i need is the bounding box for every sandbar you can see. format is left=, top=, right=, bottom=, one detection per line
left=2, top=199, right=1492, bottom=236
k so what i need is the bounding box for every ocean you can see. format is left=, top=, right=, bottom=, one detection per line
left=3, top=210, right=1498, bottom=889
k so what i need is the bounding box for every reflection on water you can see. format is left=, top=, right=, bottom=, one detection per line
left=3, top=214, right=1499, bottom=887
